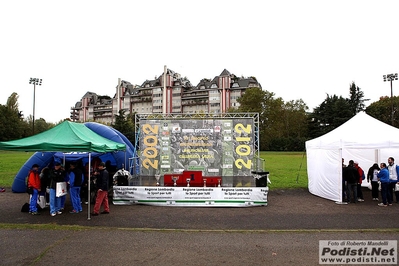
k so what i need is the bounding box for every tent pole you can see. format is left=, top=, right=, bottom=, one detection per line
left=375, top=149, right=379, bottom=166
left=124, top=151, right=127, bottom=170
left=296, top=151, right=306, bottom=183
left=334, top=149, right=347, bottom=204
left=87, top=153, right=91, bottom=220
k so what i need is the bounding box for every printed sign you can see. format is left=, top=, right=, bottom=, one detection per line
left=113, top=186, right=268, bottom=207
left=319, top=240, right=397, bottom=264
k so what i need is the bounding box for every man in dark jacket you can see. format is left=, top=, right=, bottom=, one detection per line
left=91, top=162, right=110, bottom=216
left=49, top=162, right=66, bottom=216
left=343, top=160, right=360, bottom=203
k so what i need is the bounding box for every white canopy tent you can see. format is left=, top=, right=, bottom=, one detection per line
left=306, top=112, right=399, bottom=202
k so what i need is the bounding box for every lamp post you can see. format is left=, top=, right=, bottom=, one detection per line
left=383, top=73, right=398, bottom=125
left=29, top=78, right=42, bottom=134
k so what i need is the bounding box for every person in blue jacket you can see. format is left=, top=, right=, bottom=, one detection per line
left=377, top=162, right=392, bottom=207
left=68, top=162, right=83, bottom=213
left=387, top=157, right=399, bottom=203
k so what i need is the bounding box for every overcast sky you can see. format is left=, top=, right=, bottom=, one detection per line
left=1, top=0, right=398, bottom=123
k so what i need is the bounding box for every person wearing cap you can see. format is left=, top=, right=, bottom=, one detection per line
left=91, top=162, right=110, bottom=216
left=28, top=164, right=41, bottom=215
left=49, top=162, right=66, bottom=216
left=354, top=161, right=365, bottom=202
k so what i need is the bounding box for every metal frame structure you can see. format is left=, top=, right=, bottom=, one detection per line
left=132, top=113, right=262, bottom=176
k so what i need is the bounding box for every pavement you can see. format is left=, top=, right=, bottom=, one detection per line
left=0, top=187, right=398, bottom=266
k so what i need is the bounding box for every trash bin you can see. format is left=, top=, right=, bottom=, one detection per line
left=251, top=171, right=269, bottom=187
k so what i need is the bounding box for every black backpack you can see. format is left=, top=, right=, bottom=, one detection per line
left=21, top=202, right=30, bottom=212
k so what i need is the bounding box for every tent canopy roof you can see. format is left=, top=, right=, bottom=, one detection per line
left=0, top=121, right=126, bottom=152
left=306, top=112, right=399, bottom=150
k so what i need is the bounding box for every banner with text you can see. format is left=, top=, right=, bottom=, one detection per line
left=113, top=186, right=268, bottom=207
left=319, top=240, right=397, bottom=264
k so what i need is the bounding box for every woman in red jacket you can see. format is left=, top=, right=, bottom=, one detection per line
left=28, top=164, right=41, bottom=215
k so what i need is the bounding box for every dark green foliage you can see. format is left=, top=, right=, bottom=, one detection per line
left=309, top=82, right=367, bottom=139
left=309, top=94, right=352, bottom=138
left=0, top=93, right=55, bottom=141
left=366, top=96, right=399, bottom=126
left=0, top=104, right=25, bottom=141
left=112, top=109, right=135, bottom=144
left=348, top=81, right=368, bottom=115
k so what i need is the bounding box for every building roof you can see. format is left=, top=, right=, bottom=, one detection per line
left=219, top=69, right=231, bottom=76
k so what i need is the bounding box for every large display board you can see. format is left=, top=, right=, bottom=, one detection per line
left=137, top=114, right=259, bottom=178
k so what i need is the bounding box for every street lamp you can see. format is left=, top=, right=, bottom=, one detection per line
left=383, top=73, right=398, bottom=125
left=29, top=78, right=42, bottom=134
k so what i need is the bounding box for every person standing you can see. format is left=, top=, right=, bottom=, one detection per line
left=39, top=166, right=51, bottom=206
left=367, top=163, right=380, bottom=201
left=91, top=162, right=110, bottom=216
left=343, top=160, right=360, bottom=204
left=59, top=164, right=69, bottom=211
left=49, top=162, right=66, bottom=216
left=377, top=163, right=392, bottom=207
left=68, top=162, right=83, bottom=213
left=354, top=161, right=365, bottom=202
left=387, top=157, right=399, bottom=203
left=28, top=164, right=41, bottom=215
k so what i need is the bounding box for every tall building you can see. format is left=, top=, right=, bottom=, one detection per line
left=70, top=67, right=262, bottom=124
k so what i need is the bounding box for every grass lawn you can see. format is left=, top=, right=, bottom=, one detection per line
left=0, top=151, right=34, bottom=187
left=260, top=151, right=308, bottom=189
left=0, top=151, right=308, bottom=190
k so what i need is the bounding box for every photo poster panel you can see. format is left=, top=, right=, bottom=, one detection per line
left=139, top=118, right=254, bottom=177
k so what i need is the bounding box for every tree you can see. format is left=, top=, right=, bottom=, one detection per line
left=0, top=93, right=31, bottom=141
left=274, top=99, right=309, bottom=151
left=35, top=118, right=54, bottom=133
left=236, top=87, right=266, bottom=113
left=309, top=94, right=352, bottom=138
left=348, top=81, right=368, bottom=115
left=6, top=92, right=19, bottom=111
left=365, top=96, right=399, bottom=127
left=309, top=83, right=368, bottom=138
left=112, top=109, right=135, bottom=144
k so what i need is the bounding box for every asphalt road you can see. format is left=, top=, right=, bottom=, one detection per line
left=0, top=188, right=398, bottom=266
